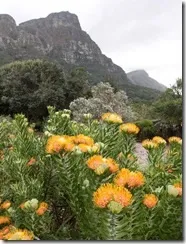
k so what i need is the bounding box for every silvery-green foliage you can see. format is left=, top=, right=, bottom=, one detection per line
left=70, top=82, right=135, bottom=122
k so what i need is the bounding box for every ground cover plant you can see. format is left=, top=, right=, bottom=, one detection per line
left=0, top=107, right=182, bottom=240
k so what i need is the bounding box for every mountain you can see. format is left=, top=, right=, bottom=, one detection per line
left=127, top=70, right=167, bottom=92
left=0, top=11, right=164, bottom=101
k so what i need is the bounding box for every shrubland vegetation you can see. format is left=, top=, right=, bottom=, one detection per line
left=0, top=59, right=182, bottom=240
left=0, top=109, right=182, bottom=240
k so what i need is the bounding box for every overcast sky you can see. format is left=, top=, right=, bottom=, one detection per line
left=0, top=0, right=182, bottom=87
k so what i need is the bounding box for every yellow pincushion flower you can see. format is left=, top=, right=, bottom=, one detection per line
left=143, top=194, right=158, bottom=208
left=114, top=168, right=130, bottom=187
left=152, top=136, right=166, bottom=145
left=142, top=139, right=158, bottom=149
left=73, top=134, right=94, bottom=146
left=168, top=136, right=182, bottom=144
left=45, top=135, right=71, bottom=153
left=0, top=200, right=11, bottom=210
left=119, top=123, right=140, bottom=134
left=101, top=112, right=123, bottom=124
left=4, top=228, right=34, bottom=240
left=0, top=216, right=10, bottom=225
left=93, top=183, right=132, bottom=212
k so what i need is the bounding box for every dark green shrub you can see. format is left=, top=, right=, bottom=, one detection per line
left=135, top=119, right=156, bottom=141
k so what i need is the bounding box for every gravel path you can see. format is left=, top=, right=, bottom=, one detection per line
left=134, top=143, right=149, bottom=169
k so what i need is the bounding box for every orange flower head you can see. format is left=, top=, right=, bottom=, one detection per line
left=112, top=185, right=132, bottom=208
left=143, top=194, right=158, bottom=208
left=174, top=182, right=182, bottom=196
left=127, top=171, right=145, bottom=188
left=0, top=225, right=12, bottom=240
left=119, top=123, right=140, bottom=134
left=152, top=136, right=166, bottom=145
left=46, top=135, right=71, bottom=153
left=0, top=216, right=10, bottom=225
left=87, top=155, right=106, bottom=170
left=27, top=157, right=36, bottom=166
left=106, top=158, right=119, bottom=173
left=0, top=200, right=11, bottom=210
left=73, top=134, right=94, bottom=146
left=78, top=143, right=92, bottom=152
left=36, top=202, right=48, bottom=216
left=114, top=168, right=130, bottom=187
left=64, top=142, right=75, bottom=152
left=142, top=139, right=158, bottom=149
left=101, top=113, right=123, bottom=124
left=93, top=183, right=114, bottom=208
left=93, top=183, right=132, bottom=210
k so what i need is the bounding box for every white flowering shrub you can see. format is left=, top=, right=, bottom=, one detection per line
left=69, top=82, right=135, bottom=122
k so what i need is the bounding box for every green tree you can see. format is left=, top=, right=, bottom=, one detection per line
left=64, top=67, right=90, bottom=107
left=0, top=59, right=66, bottom=121
left=153, top=78, right=182, bottom=124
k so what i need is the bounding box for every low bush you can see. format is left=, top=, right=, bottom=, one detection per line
left=0, top=108, right=182, bottom=240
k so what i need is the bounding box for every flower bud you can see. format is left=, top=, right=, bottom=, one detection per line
left=167, top=185, right=179, bottom=197
left=61, top=114, right=70, bottom=119
left=30, top=199, right=39, bottom=210
left=83, top=113, right=93, bottom=119
left=107, top=201, right=123, bottom=214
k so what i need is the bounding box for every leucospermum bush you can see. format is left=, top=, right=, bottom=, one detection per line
left=0, top=107, right=182, bottom=240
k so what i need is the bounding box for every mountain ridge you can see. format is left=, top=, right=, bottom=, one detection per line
left=0, top=11, right=166, bottom=101
left=127, top=70, right=167, bottom=91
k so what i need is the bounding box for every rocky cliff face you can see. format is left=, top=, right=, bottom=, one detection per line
left=127, top=70, right=166, bottom=91
left=0, top=11, right=128, bottom=84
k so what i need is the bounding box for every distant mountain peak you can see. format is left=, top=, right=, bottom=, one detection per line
left=127, top=70, right=166, bottom=92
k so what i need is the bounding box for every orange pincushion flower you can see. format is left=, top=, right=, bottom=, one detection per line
left=127, top=171, right=145, bottom=188
left=36, top=202, right=48, bottom=216
left=106, top=158, right=119, bottom=173
left=0, top=216, right=10, bottom=225
left=101, top=113, right=123, bottom=124
left=152, top=136, right=166, bottom=145
left=0, top=225, right=11, bottom=239
left=93, top=183, right=132, bottom=209
left=143, top=194, right=158, bottom=208
left=27, top=157, right=36, bottom=166
left=87, top=155, right=107, bottom=170
left=73, top=134, right=94, bottom=146
left=174, top=182, right=182, bottom=196
left=112, top=186, right=132, bottom=208
left=114, top=168, right=130, bottom=187
left=0, top=200, right=11, bottom=210
left=78, top=143, right=92, bottom=152
left=119, top=123, right=140, bottom=134
left=93, top=183, right=115, bottom=208
left=87, top=155, right=119, bottom=174
left=64, top=142, right=75, bottom=152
